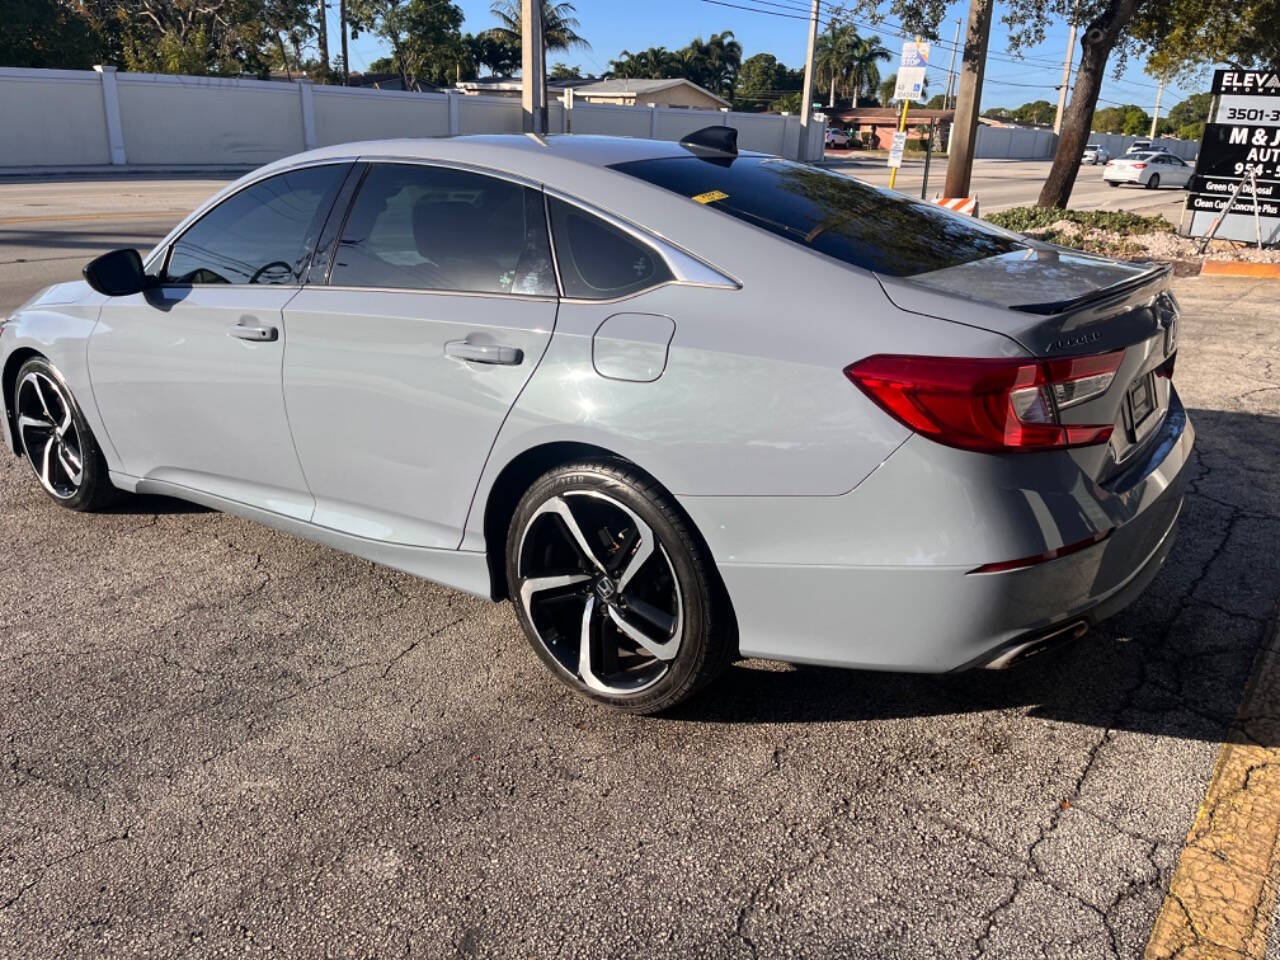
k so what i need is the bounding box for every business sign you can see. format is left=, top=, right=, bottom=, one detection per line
left=1182, top=68, right=1280, bottom=245
left=894, top=41, right=930, bottom=102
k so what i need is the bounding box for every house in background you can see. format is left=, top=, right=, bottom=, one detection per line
left=830, top=107, right=955, bottom=149
left=455, top=76, right=729, bottom=111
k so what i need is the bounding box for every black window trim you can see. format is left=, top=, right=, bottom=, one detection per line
left=315, top=157, right=560, bottom=301
left=151, top=158, right=358, bottom=288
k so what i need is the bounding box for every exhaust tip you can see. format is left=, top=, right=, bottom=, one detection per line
left=981, top=620, right=1090, bottom=670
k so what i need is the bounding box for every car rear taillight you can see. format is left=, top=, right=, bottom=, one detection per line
left=843, top=351, right=1124, bottom=453
left=1132, top=163, right=1147, bottom=169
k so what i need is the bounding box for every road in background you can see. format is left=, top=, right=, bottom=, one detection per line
left=826, top=155, right=1188, bottom=217
left=0, top=176, right=232, bottom=315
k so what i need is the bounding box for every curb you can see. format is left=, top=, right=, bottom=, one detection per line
left=1200, top=261, right=1280, bottom=278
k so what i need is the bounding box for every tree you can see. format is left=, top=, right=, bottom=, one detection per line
left=735, top=52, right=801, bottom=111
left=1091, top=103, right=1150, bottom=133
left=486, top=0, right=588, bottom=56
left=1133, top=0, right=1280, bottom=78
left=0, top=0, right=109, bottom=68
left=348, top=0, right=464, bottom=89
left=814, top=24, right=890, bottom=108
left=466, top=30, right=518, bottom=75
left=769, top=91, right=804, bottom=114
left=549, top=62, right=580, bottom=79
left=1161, top=91, right=1212, bottom=140
left=609, top=46, right=681, bottom=79
left=1012, top=98, right=1055, bottom=125
left=679, top=31, right=742, bottom=98
left=878, top=73, right=897, bottom=106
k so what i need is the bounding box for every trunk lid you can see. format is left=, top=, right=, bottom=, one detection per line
left=876, top=248, right=1179, bottom=476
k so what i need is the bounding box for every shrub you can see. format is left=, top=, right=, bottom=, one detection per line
left=984, top=207, right=1172, bottom=236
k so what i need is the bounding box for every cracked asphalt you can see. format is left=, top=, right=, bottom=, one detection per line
left=2, top=185, right=1279, bottom=958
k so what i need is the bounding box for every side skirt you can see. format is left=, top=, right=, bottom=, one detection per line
left=113, top=471, right=496, bottom=600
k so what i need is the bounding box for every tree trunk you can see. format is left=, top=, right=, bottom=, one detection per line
left=276, top=33, right=292, bottom=80
left=316, top=0, right=329, bottom=78
left=1037, top=0, right=1144, bottom=208
left=943, top=0, right=994, bottom=198
left=829, top=76, right=836, bottom=108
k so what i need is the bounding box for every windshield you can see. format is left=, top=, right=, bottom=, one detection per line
left=610, top=155, right=1026, bottom=278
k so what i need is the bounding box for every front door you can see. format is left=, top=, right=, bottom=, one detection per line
left=89, top=163, right=351, bottom=518
left=281, top=162, right=559, bottom=548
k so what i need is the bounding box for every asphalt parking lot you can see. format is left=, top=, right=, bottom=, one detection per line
left=1, top=178, right=1279, bottom=959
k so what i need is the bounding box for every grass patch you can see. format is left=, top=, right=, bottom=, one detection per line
left=985, top=207, right=1172, bottom=236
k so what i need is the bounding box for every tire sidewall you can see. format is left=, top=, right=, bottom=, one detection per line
left=15, top=357, right=110, bottom=511
left=505, top=463, right=716, bottom=713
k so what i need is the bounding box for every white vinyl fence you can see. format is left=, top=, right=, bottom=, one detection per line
left=0, top=66, right=825, bottom=171
left=971, top=124, right=1199, bottom=161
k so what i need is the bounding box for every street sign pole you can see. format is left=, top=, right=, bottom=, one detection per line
left=888, top=37, right=928, bottom=191
left=888, top=100, right=909, bottom=190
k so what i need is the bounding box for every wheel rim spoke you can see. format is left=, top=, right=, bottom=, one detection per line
left=615, top=517, right=654, bottom=592
left=577, top=597, right=611, bottom=692
left=17, top=413, right=54, bottom=435
left=39, top=437, right=56, bottom=492
left=535, top=496, right=607, bottom=575
left=57, top=446, right=83, bottom=486
left=31, top=376, right=55, bottom=423
left=607, top=606, right=680, bottom=661
left=519, top=572, right=591, bottom=609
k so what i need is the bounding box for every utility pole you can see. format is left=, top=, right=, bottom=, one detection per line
left=317, top=0, right=329, bottom=79
left=943, top=0, right=994, bottom=198
left=799, top=0, right=821, bottom=161
left=1149, top=78, right=1165, bottom=138
left=521, top=0, right=545, bottom=134
left=943, top=18, right=961, bottom=110
left=338, top=0, right=349, bottom=83
left=1053, top=21, right=1077, bottom=135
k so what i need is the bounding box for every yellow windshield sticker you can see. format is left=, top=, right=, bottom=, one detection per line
left=692, top=190, right=729, bottom=204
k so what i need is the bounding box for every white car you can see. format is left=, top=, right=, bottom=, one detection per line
left=825, top=128, right=852, bottom=149
left=1103, top=151, right=1193, bottom=189
left=1082, top=144, right=1111, bottom=164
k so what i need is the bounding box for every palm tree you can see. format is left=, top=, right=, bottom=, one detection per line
left=486, top=0, right=589, bottom=55
left=679, top=31, right=742, bottom=99
left=610, top=47, right=680, bottom=79
left=815, top=24, right=890, bottom=108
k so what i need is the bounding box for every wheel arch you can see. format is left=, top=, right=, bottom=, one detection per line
left=2, top=347, right=45, bottom=455
left=479, top=441, right=736, bottom=647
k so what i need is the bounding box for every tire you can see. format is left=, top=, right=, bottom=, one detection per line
left=13, top=357, right=119, bottom=511
left=505, top=461, right=734, bottom=714
left=1107, top=181, right=1120, bottom=188
left=1146, top=174, right=1160, bottom=190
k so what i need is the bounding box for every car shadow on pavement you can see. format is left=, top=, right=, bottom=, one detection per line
left=98, top=492, right=211, bottom=515
left=675, top=408, right=1280, bottom=748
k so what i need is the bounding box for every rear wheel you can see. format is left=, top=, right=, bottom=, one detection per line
left=506, top=461, right=733, bottom=714
left=13, top=357, right=119, bottom=511
left=1107, top=181, right=1120, bottom=188
left=1146, top=173, right=1161, bottom=190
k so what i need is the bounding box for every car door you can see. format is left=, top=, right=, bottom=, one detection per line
left=1165, top=155, right=1193, bottom=186
left=281, top=161, right=559, bottom=548
left=89, top=162, right=352, bottom=519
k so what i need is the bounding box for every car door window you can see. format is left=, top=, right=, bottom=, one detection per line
left=547, top=197, right=674, bottom=300
left=328, top=163, right=556, bottom=296
left=164, top=164, right=348, bottom=285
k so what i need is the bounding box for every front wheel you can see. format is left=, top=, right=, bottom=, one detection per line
left=13, top=357, right=119, bottom=511
left=506, top=462, right=734, bottom=714
left=1146, top=173, right=1161, bottom=190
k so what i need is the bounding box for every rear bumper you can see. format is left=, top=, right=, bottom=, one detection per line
left=680, top=392, right=1194, bottom=672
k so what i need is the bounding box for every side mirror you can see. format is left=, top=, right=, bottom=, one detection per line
left=83, top=249, right=149, bottom=297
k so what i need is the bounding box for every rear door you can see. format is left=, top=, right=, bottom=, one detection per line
left=281, top=161, right=559, bottom=549
left=89, top=163, right=351, bottom=518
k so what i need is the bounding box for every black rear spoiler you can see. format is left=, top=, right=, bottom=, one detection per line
left=1009, top=261, right=1172, bottom=315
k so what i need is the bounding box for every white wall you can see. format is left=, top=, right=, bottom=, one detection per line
left=972, top=125, right=1200, bottom=162
left=0, top=66, right=826, bottom=170
left=0, top=67, right=111, bottom=166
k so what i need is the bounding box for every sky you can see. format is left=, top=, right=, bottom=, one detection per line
left=337, top=0, right=1208, bottom=115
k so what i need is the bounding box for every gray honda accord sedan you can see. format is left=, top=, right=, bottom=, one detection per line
left=0, top=129, right=1192, bottom=713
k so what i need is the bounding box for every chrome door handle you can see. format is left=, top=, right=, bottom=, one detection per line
left=229, top=321, right=278, bottom=342
left=444, top=340, right=523, bottom=365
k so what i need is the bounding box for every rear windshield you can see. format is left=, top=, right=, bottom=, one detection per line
left=610, top=155, right=1025, bottom=277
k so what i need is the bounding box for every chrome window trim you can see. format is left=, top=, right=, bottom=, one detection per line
left=543, top=187, right=741, bottom=292
left=310, top=284, right=558, bottom=304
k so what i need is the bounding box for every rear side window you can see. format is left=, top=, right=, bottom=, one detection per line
left=165, top=164, right=347, bottom=285
left=548, top=198, right=673, bottom=299
left=328, top=163, right=556, bottom=296
left=610, top=155, right=1025, bottom=277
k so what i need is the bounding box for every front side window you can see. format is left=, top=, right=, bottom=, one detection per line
left=610, top=155, right=1026, bottom=278
left=547, top=198, right=673, bottom=300
left=165, top=165, right=347, bottom=285
left=328, top=163, right=556, bottom=296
